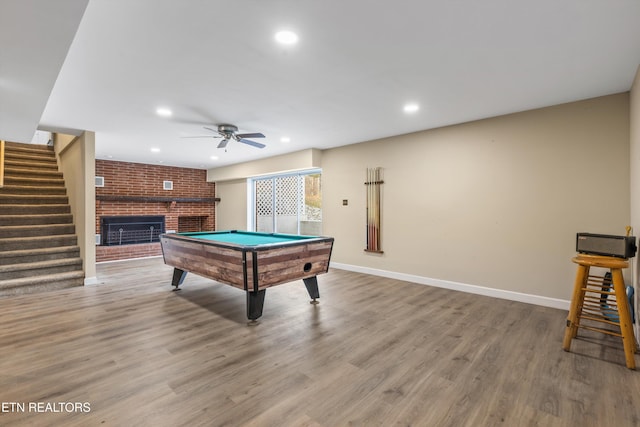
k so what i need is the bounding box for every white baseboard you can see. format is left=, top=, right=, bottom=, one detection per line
left=330, top=262, right=570, bottom=311
left=84, top=276, right=99, bottom=286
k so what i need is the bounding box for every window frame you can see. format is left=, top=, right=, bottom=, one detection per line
left=249, top=168, right=322, bottom=234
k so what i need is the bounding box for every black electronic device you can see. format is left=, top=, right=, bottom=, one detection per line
left=576, top=233, right=637, bottom=259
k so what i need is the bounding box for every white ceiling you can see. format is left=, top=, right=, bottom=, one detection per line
left=3, top=1, right=640, bottom=169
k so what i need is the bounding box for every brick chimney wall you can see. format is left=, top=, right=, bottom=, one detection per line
left=95, top=160, right=216, bottom=262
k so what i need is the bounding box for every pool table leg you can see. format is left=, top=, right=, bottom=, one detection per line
left=171, top=268, right=188, bottom=291
left=303, top=276, right=320, bottom=304
left=247, top=290, right=266, bottom=320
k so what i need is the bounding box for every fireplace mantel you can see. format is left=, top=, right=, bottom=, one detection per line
left=96, top=195, right=220, bottom=211
left=96, top=195, right=220, bottom=203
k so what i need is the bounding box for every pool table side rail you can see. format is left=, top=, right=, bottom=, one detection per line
left=160, top=234, right=334, bottom=291
left=253, top=240, right=333, bottom=288
left=160, top=236, right=247, bottom=289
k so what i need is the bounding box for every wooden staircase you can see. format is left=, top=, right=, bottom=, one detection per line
left=0, top=141, right=84, bottom=295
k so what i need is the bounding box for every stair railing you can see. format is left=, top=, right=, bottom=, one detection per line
left=0, top=139, right=5, bottom=188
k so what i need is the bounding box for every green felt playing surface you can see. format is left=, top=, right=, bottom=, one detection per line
left=178, top=231, right=314, bottom=246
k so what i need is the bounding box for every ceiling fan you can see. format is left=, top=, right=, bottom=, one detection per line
left=186, top=124, right=266, bottom=149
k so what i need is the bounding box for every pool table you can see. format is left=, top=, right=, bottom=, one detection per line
left=160, top=230, right=334, bottom=321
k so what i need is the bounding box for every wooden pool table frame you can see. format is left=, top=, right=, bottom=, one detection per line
left=160, top=231, right=334, bottom=321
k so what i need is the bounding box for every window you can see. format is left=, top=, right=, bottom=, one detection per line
left=251, top=170, right=322, bottom=235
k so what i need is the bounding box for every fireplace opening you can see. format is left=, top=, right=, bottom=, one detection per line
left=178, top=215, right=208, bottom=232
left=100, top=215, right=165, bottom=246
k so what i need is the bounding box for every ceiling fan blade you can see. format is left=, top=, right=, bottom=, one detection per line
left=217, top=138, right=230, bottom=149
left=236, top=132, right=265, bottom=139
left=181, top=135, right=221, bottom=138
left=238, top=138, right=266, bottom=149
left=203, top=126, right=220, bottom=133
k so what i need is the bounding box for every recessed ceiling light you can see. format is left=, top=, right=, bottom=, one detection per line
left=275, top=30, right=298, bottom=45
left=156, top=107, right=172, bottom=117
left=281, top=136, right=291, bottom=143
left=210, top=155, right=219, bottom=160
left=151, top=147, right=160, bottom=153
left=403, top=103, right=420, bottom=113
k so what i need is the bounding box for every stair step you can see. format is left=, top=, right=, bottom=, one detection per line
left=0, top=223, right=75, bottom=238
left=5, top=144, right=55, bottom=153
left=3, top=166, right=63, bottom=179
left=0, top=270, right=85, bottom=296
left=4, top=141, right=54, bottom=154
left=0, top=194, right=69, bottom=205
left=0, top=184, right=67, bottom=195
left=1, top=175, right=65, bottom=187
left=0, top=213, right=73, bottom=226
left=0, top=258, right=83, bottom=280
left=0, top=204, right=71, bottom=215
left=3, top=151, right=57, bottom=164
left=0, top=245, right=80, bottom=266
left=0, top=234, right=78, bottom=251
left=4, top=159, right=59, bottom=170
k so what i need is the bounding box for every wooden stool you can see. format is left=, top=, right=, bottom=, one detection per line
left=563, top=254, right=637, bottom=369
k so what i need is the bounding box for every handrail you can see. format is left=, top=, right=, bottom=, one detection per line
left=0, top=140, right=5, bottom=188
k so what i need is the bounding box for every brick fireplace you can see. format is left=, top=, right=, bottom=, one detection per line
left=95, top=160, right=217, bottom=262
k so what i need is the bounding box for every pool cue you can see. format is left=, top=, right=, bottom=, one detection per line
left=370, top=167, right=374, bottom=251
left=368, top=167, right=373, bottom=250
left=368, top=168, right=371, bottom=250
left=366, top=168, right=370, bottom=250
left=375, top=167, right=380, bottom=251
left=374, top=168, right=378, bottom=250
left=378, top=168, right=381, bottom=250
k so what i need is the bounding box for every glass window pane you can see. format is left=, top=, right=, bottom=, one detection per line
left=252, top=170, right=322, bottom=235
left=301, top=173, right=322, bottom=235
left=275, top=175, right=299, bottom=234
left=255, top=179, right=273, bottom=233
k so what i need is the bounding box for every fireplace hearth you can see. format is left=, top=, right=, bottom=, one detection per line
left=100, top=215, right=165, bottom=246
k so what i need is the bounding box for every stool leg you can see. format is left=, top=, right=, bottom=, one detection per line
left=563, top=265, right=589, bottom=351
left=573, top=273, right=588, bottom=339
left=611, top=268, right=636, bottom=370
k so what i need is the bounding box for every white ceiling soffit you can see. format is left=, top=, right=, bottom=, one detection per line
left=0, top=0, right=88, bottom=143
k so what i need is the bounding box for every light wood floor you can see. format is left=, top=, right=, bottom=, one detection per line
left=1, top=257, right=639, bottom=426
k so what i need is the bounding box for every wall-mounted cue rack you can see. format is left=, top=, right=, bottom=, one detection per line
left=365, top=167, right=383, bottom=253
